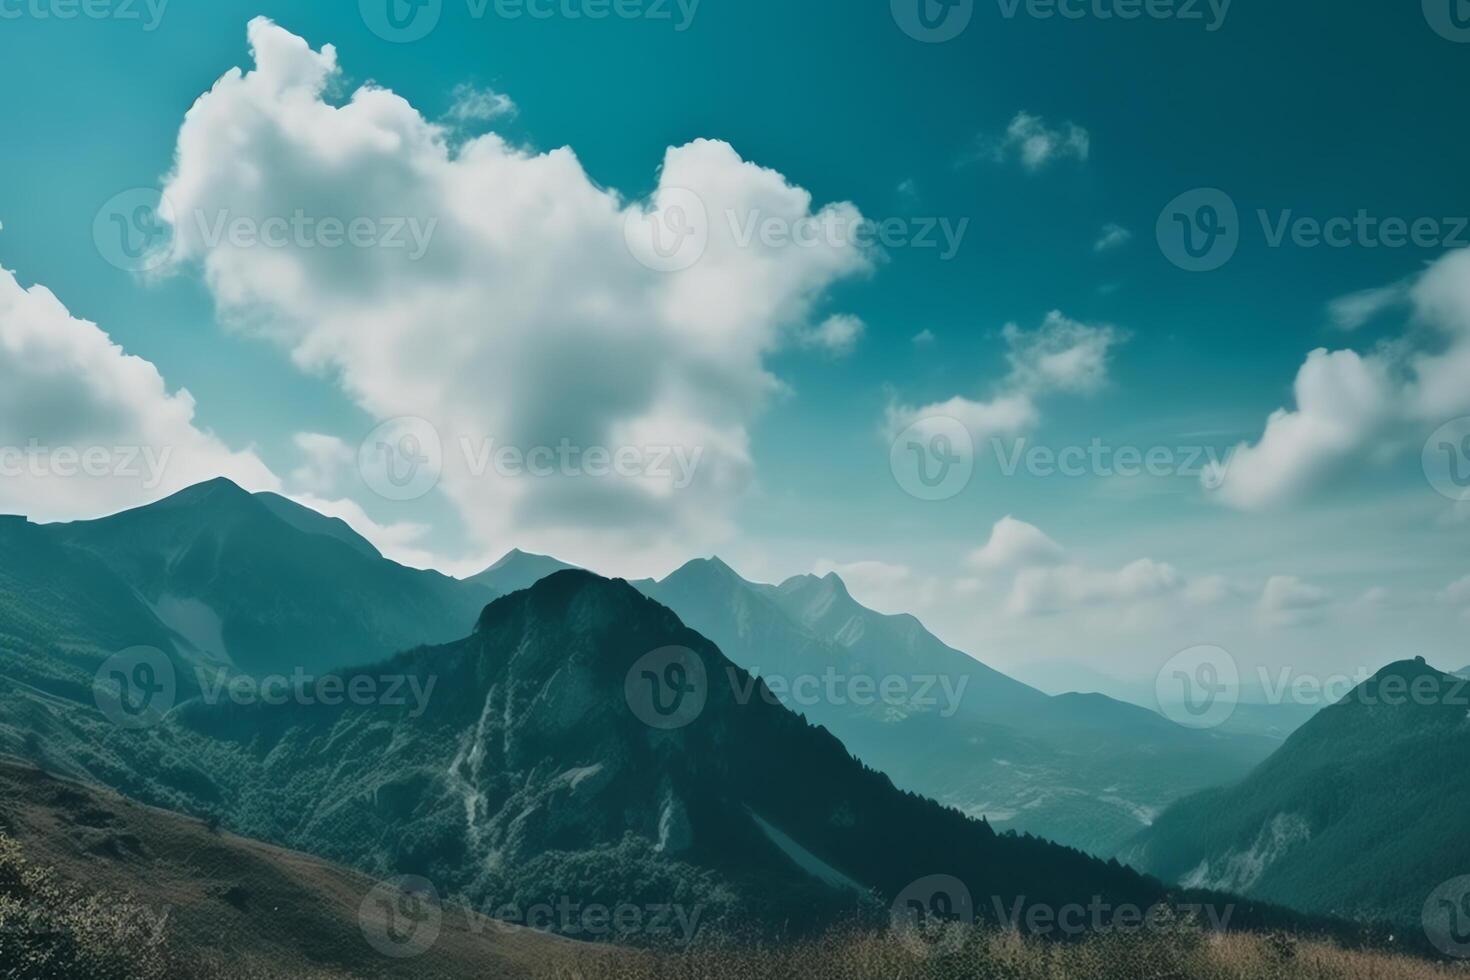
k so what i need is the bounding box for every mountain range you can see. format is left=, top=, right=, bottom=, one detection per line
left=1126, top=658, right=1470, bottom=929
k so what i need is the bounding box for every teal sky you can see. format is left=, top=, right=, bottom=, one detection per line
left=1, top=0, right=1468, bottom=694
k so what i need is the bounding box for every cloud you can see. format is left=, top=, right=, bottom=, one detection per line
left=288, top=432, right=354, bottom=495
left=1010, top=558, right=1185, bottom=616
left=886, top=311, right=1124, bottom=443
left=1440, top=575, right=1470, bottom=606
left=0, top=265, right=279, bottom=521
left=800, top=314, right=864, bottom=357
left=1327, top=279, right=1411, bottom=331
left=1258, top=575, right=1333, bottom=628
left=1093, top=223, right=1133, bottom=253
left=975, top=111, right=1091, bottom=172
left=446, top=83, right=518, bottom=124
left=159, top=18, right=871, bottom=576
left=1207, top=249, right=1470, bottom=510
left=966, top=516, right=1064, bottom=573
left=911, top=328, right=935, bottom=346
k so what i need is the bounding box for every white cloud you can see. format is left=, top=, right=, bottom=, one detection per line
left=1093, top=223, right=1132, bottom=253
left=886, top=311, right=1123, bottom=443
left=1208, top=249, right=1470, bottom=511
left=978, top=111, right=1091, bottom=172
left=1327, top=279, right=1410, bottom=331
left=446, top=83, right=517, bottom=124
left=0, top=265, right=278, bottom=521
left=1440, top=575, right=1470, bottom=606
left=288, top=432, right=354, bottom=495
left=1010, top=558, right=1185, bottom=617
left=159, top=18, right=871, bottom=577
left=1258, top=575, right=1333, bottom=628
left=911, top=328, right=935, bottom=346
left=966, top=516, right=1064, bottom=573
left=800, top=314, right=864, bottom=357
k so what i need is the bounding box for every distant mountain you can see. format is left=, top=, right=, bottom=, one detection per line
left=640, top=559, right=1277, bottom=856
left=9, top=479, right=496, bottom=676
left=463, top=548, right=578, bottom=595
left=1126, top=658, right=1470, bottom=927
left=6, top=570, right=1175, bottom=940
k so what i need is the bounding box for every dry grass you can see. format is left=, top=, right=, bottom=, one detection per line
left=541, top=927, right=1466, bottom=980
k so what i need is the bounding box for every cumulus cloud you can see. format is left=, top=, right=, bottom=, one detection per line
left=1207, top=249, right=1470, bottom=510
left=0, top=265, right=278, bottom=520
left=975, top=111, right=1091, bottom=172
left=1327, top=279, right=1411, bottom=331
left=800, top=314, right=864, bottom=357
left=886, top=311, right=1124, bottom=443
left=1258, top=575, right=1333, bottom=628
left=159, top=18, right=871, bottom=575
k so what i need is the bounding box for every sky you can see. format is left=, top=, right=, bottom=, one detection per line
left=1, top=0, right=1468, bottom=699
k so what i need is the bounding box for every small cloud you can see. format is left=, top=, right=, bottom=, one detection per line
left=967, top=516, right=1065, bottom=574
left=446, top=82, right=518, bottom=124
left=1094, top=223, right=1133, bottom=253
left=896, top=178, right=919, bottom=204
left=289, top=432, right=355, bottom=495
left=970, top=111, right=1091, bottom=172
left=1326, top=279, right=1412, bottom=331
left=800, top=314, right=865, bottom=357
left=912, top=328, right=936, bottom=346
left=1258, top=575, right=1333, bottom=627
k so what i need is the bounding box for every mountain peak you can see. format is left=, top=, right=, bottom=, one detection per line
left=465, top=548, right=578, bottom=595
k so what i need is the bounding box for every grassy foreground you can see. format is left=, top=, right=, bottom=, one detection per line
left=542, top=928, right=1465, bottom=980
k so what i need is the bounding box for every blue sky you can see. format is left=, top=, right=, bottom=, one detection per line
left=1, top=0, right=1468, bottom=695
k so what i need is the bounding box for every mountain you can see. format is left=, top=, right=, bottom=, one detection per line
left=7, top=569, right=1180, bottom=940
left=0, top=755, right=574, bottom=979
left=9, top=479, right=496, bottom=676
left=639, top=559, right=1277, bottom=856
left=464, top=548, right=578, bottom=595
left=1126, top=658, right=1470, bottom=927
